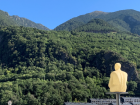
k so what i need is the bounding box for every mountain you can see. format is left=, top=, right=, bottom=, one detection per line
left=54, top=9, right=140, bottom=35
left=0, top=26, right=139, bottom=104
left=0, top=10, right=50, bottom=30
left=1, top=9, right=140, bottom=104
left=54, top=20, right=85, bottom=31
left=10, top=15, right=50, bottom=30
left=0, top=10, right=17, bottom=26
left=73, top=19, right=119, bottom=33
left=101, top=9, right=140, bottom=33
left=54, top=11, right=108, bottom=31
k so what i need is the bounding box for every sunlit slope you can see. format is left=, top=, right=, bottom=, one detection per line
left=0, top=26, right=139, bottom=104
left=0, top=9, right=50, bottom=30
left=73, top=19, right=119, bottom=33
left=54, top=11, right=107, bottom=31
left=0, top=10, right=17, bottom=27
left=0, top=26, right=139, bottom=79
left=55, top=9, right=140, bottom=35
left=11, top=15, right=50, bottom=30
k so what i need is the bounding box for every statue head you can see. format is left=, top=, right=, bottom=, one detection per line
left=114, top=63, right=121, bottom=71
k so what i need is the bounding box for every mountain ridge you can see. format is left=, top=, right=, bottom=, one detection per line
left=10, top=15, right=50, bottom=30
left=0, top=9, right=50, bottom=30
left=72, top=18, right=119, bottom=33
left=54, top=9, right=140, bottom=35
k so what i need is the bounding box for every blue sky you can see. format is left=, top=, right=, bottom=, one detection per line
left=1, top=0, right=140, bottom=29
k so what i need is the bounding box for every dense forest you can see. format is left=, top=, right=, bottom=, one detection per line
left=1, top=8, right=140, bottom=105
left=0, top=26, right=139, bottom=105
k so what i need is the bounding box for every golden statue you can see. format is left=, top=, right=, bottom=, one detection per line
left=108, top=63, right=128, bottom=92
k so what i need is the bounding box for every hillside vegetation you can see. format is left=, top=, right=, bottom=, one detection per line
left=0, top=10, right=50, bottom=30
left=54, top=11, right=108, bottom=31
left=54, top=9, right=140, bottom=35
left=10, top=15, right=50, bottom=30
left=73, top=19, right=119, bottom=33
left=0, top=10, right=17, bottom=27
left=0, top=26, right=139, bottom=105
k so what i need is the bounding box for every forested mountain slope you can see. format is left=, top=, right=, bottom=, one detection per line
left=0, top=10, right=50, bottom=30
left=0, top=10, right=17, bottom=27
left=102, top=9, right=140, bottom=34
left=73, top=19, right=119, bottom=33
left=10, top=15, right=50, bottom=30
left=54, top=9, right=140, bottom=35
left=54, top=11, right=107, bottom=31
left=0, top=26, right=139, bottom=105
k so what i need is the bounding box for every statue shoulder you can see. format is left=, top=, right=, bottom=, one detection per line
left=110, top=71, right=118, bottom=76
left=122, top=71, right=128, bottom=76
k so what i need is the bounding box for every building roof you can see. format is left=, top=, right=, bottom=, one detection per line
left=122, top=97, right=140, bottom=99
left=131, top=102, right=140, bottom=104
left=64, top=102, right=97, bottom=105
left=90, top=98, right=116, bottom=101
left=109, top=102, right=132, bottom=105
left=109, top=102, right=116, bottom=105
left=122, top=102, right=132, bottom=105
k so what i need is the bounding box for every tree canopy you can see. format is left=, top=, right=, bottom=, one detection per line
left=0, top=26, right=139, bottom=104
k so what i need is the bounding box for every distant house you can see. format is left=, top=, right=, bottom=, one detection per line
left=64, top=97, right=140, bottom=105
left=109, top=102, right=132, bottom=105
left=63, top=102, right=97, bottom=105
left=108, top=102, right=116, bottom=105
left=121, top=97, right=140, bottom=105
left=88, top=98, right=116, bottom=105
left=131, top=102, right=140, bottom=105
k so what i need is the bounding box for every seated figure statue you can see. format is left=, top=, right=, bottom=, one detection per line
left=108, top=63, right=128, bottom=92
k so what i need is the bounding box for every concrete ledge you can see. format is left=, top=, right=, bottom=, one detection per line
left=106, top=92, right=128, bottom=94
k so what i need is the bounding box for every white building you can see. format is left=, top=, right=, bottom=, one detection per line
left=89, top=98, right=116, bottom=105
left=121, top=97, right=140, bottom=105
